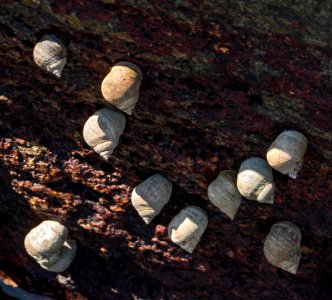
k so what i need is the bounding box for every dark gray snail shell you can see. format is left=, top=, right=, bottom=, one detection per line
left=263, top=221, right=302, bottom=274
left=24, top=220, right=76, bottom=272
left=101, top=61, right=143, bottom=115
left=237, top=157, right=275, bottom=204
left=83, top=108, right=126, bottom=160
left=131, top=174, right=173, bottom=224
left=208, top=170, right=242, bottom=219
left=33, top=34, right=67, bottom=78
left=267, top=130, right=307, bottom=179
left=168, top=206, right=208, bottom=253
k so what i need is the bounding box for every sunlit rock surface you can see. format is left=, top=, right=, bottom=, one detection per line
left=0, top=0, right=331, bottom=299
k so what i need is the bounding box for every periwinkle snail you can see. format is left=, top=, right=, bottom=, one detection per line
left=24, top=221, right=76, bottom=272
left=237, top=157, right=275, bottom=204
left=263, top=221, right=302, bottom=274
left=131, top=174, right=173, bottom=224
left=101, top=61, right=143, bottom=115
left=33, top=34, right=67, bottom=78
left=168, top=206, right=208, bottom=253
left=83, top=108, right=126, bottom=160
left=267, top=130, right=307, bottom=179
left=208, top=170, right=242, bottom=219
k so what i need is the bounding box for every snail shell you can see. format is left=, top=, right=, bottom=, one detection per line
left=168, top=206, right=208, bottom=253
left=208, top=170, right=242, bottom=220
left=83, top=108, right=126, bottom=160
left=33, top=34, right=67, bottom=78
left=24, top=220, right=77, bottom=273
left=131, top=174, right=173, bottom=224
left=263, top=221, right=302, bottom=274
left=267, top=130, right=307, bottom=179
left=237, top=157, right=275, bottom=204
left=101, top=61, right=143, bottom=115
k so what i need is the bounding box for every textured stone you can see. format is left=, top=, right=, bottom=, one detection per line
left=0, top=0, right=331, bottom=299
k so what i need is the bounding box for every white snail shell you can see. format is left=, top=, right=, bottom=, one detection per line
left=263, top=221, right=302, bottom=274
left=168, top=206, right=208, bottom=253
left=101, top=61, right=143, bottom=115
left=131, top=174, right=173, bottom=224
left=267, top=130, right=307, bottom=179
left=237, top=157, right=275, bottom=204
left=83, top=108, right=126, bottom=160
left=24, top=220, right=77, bottom=273
left=208, top=170, right=242, bottom=220
left=33, top=34, right=67, bottom=78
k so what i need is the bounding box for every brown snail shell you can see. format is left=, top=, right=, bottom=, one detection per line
left=101, top=61, right=143, bottom=115
left=24, top=220, right=76, bottom=272
left=83, top=108, right=126, bottom=160
left=131, top=174, right=173, bottom=224
left=263, top=221, right=302, bottom=274
left=168, top=206, right=208, bottom=253
left=208, top=170, right=242, bottom=219
left=237, top=157, right=275, bottom=204
left=33, top=34, right=67, bottom=78
left=267, top=130, right=307, bottom=179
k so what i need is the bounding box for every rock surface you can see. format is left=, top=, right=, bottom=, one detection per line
left=0, top=0, right=331, bottom=299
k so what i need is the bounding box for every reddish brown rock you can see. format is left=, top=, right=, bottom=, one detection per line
left=0, top=0, right=331, bottom=299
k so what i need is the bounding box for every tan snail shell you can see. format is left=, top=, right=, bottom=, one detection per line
left=263, top=221, right=302, bottom=274
left=267, top=130, right=307, bottom=179
left=168, top=206, right=208, bottom=253
left=83, top=108, right=126, bottom=160
left=131, top=174, right=173, bottom=224
left=101, top=61, right=143, bottom=115
left=24, top=220, right=77, bottom=272
left=237, top=157, right=275, bottom=204
left=33, top=34, right=67, bottom=78
left=208, top=170, right=242, bottom=219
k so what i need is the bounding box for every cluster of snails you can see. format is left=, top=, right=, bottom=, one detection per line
left=28, top=34, right=307, bottom=274
left=27, top=34, right=144, bottom=272
left=83, top=61, right=143, bottom=159
left=207, top=130, right=307, bottom=273
left=131, top=174, right=208, bottom=253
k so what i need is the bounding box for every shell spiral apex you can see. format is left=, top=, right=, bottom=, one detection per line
left=168, top=206, right=208, bottom=253
left=267, top=130, right=307, bottom=179
left=101, top=61, right=143, bottom=115
left=131, top=174, right=173, bottom=224
left=263, top=221, right=302, bottom=274
left=208, top=170, right=242, bottom=220
left=24, top=220, right=76, bottom=273
left=33, top=34, right=67, bottom=78
left=237, top=157, right=275, bottom=204
left=83, top=108, right=126, bottom=160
